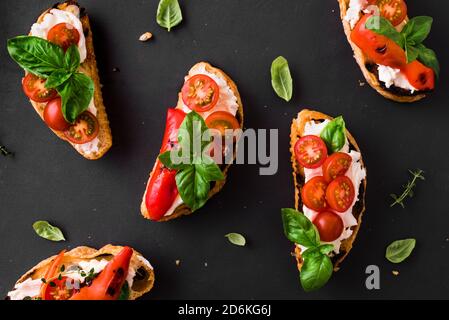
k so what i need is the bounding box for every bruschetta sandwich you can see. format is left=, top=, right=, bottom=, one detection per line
left=7, top=1, right=112, bottom=159
left=141, top=62, right=244, bottom=221
left=338, top=0, right=439, bottom=102
left=7, top=245, right=155, bottom=300
left=281, top=109, right=366, bottom=291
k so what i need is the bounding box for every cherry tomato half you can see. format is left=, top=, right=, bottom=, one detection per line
left=205, top=111, right=240, bottom=135
left=47, top=23, right=80, bottom=51
left=22, top=73, right=58, bottom=103
left=42, top=277, right=74, bottom=300
left=369, top=0, right=407, bottom=26
left=44, top=98, right=71, bottom=131
left=181, top=74, right=220, bottom=112
left=294, top=135, right=328, bottom=169
left=64, top=111, right=99, bottom=144
left=301, top=176, right=328, bottom=212
left=313, top=211, right=344, bottom=242
left=326, top=176, right=355, bottom=213
left=322, top=152, right=352, bottom=182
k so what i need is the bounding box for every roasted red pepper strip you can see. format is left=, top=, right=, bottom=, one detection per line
left=145, top=108, right=186, bottom=221
left=70, top=246, right=133, bottom=300
left=40, top=250, right=66, bottom=298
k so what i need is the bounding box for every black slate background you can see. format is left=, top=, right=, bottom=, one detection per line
left=0, top=0, right=448, bottom=300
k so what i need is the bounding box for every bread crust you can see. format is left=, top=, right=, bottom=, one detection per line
left=290, top=109, right=367, bottom=271
left=337, top=0, right=426, bottom=103
left=12, top=244, right=155, bottom=300
left=28, top=1, right=112, bottom=160
left=141, top=62, right=244, bottom=221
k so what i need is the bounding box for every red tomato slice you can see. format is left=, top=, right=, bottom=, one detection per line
left=22, top=73, right=58, bottom=103
left=313, top=211, right=344, bottom=242
left=181, top=74, right=220, bottom=112
left=301, top=176, right=328, bottom=212
left=64, top=111, right=99, bottom=144
left=403, top=60, right=435, bottom=91
left=44, top=98, right=71, bottom=131
left=294, top=135, right=328, bottom=169
left=205, top=111, right=240, bottom=135
left=42, top=277, right=74, bottom=300
left=322, top=152, right=352, bottom=182
left=374, top=0, right=407, bottom=26
left=47, top=23, right=80, bottom=51
left=326, top=176, right=355, bottom=213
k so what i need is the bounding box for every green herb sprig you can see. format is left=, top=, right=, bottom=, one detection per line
left=1, top=144, right=13, bottom=156
left=390, top=169, right=425, bottom=208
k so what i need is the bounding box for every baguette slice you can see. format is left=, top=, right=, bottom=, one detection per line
left=8, top=244, right=155, bottom=300
left=29, top=1, right=112, bottom=159
left=141, top=62, right=244, bottom=221
left=338, top=0, right=426, bottom=103
left=290, top=109, right=367, bottom=271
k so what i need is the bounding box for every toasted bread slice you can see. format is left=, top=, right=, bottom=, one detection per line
left=290, top=109, right=367, bottom=271
left=141, top=62, right=244, bottom=221
left=29, top=1, right=112, bottom=160
left=9, top=244, right=155, bottom=300
left=338, top=0, right=426, bottom=103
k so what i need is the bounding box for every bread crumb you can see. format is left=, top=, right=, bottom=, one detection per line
left=392, top=270, right=399, bottom=276
left=204, top=262, right=208, bottom=267
left=359, top=80, right=366, bottom=87
left=175, top=260, right=180, bottom=266
left=112, top=67, right=120, bottom=72
left=139, top=32, right=153, bottom=42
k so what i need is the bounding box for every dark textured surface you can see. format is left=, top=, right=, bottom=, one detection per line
left=0, top=0, right=448, bottom=299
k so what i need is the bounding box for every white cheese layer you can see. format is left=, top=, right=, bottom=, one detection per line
left=300, top=120, right=366, bottom=254
left=344, top=0, right=369, bottom=29
left=377, top=65, right=417, bottom=93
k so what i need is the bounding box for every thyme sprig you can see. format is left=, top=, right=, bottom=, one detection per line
left=1, top=144, right=13, bottom=156
left=390, top=169, right=425, bottom=208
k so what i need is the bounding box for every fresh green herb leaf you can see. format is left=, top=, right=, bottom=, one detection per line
left=58, top=273, right=62, bottom=281
left=45, top=69, right=72, bottom=89
left=300, top=250, right=333, bottom=292
left=23, top=296, right=32, bottom=300
left=63, top=45, right=80, bottom=73
left=320, top=116, right=346, bottom=153
left=156, top=0, right=183, bottom=32
left=271, top=56, right=293, bottom=102
left=60, top=265, right=65, bottom=272
left=365, top=16, right=404, bottom=47
left=416, top=44, right=440, bottom=77
left=0, top=144, right=13, bottom=157
left=405, top=42, right=419, bottom=63
left=390, top=169, right=425, bottom=208
left=318, top=244, right=334, bottom=255
left=386, top=239, right=416, bottom=263
left=57, top=73, right=94, bottom=123
left=32, top=221, right=65, bottom=242
left=118, top=281, right=130, bottom=300
left=7, top=36, right=65, bottom=78
left=401, top=16, right=433, bottom=45
left=41, top=278, right=46, bottom=284
left=225, top=233, right=246, bottom=246
left=49, top=281, right=56, bottom=287
left=80, top=271, right=86, bottom=277
left=281, top=208, right=320, bottom=248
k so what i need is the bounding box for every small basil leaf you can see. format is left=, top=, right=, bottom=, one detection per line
left=281, top=208, right=320, bottom=248
left=158, top=150, right=188, bottom=170
left=300, top=251, right=333, bottom=292
left=156, top=0, right=183, bottom=32
left=365, top=16, right=403, bottom=47
left=195, top=161, right=224, bottom=181
left=178, top=111, right=211, bottom=160
left=401, top=16, right=433, bottom=45
left=318, top=244, right=334, bottom=255
left=405, top=43, right=419, bottom=64
left=386, top=239, right=416, bottom=263
left=32, top=221, right=65, bottom=242
left=176, top=165, right=209, bottom=211
left=416, top=44, right=440, bottom=78
left=57, top=73, right=94, bottom=123
left=271, top=56, right=293, bottom=102
left=45, top=69, right=72, bottom=89
left=320, top=116, right=346, bottom=153
left=64, top=45, right=81, bottom=73
left=118, top=281, right=130, bottom=300
left=7, top=36, right=65, bottom=78
left=225, top=233, right=246, bottom=246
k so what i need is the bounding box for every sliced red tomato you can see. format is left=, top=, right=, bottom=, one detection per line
left=42, top=277, right=74, bottom=300
left=64, top=111, right=99, bottom=144
left=370, top=0, right=407, bottom=26
left=313, top=211, right=344, bottom=242
left=22, top=73, right=58, bottom=103
left=295, top=135, right=328, bottom=169
left=351, top=14, right=406, bottom=69
left=181, top=74, right=219, bottom=112
left=403, top=60, right=435, bottom=91
left=44, top=98, right=71, bottom=131
left=47, top=23, right=80, bottom=51
left=205, top=111, right=240, bottom=135
left=301, top=176, right=328, bottom=212
left=326, top=176, right=355, bottom=213
left=322, top=152, right=352, bottom=182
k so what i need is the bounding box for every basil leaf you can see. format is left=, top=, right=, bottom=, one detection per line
left=281, top=208, right=320, bottom=248
left=118, top=281, right=130, bottom=300
left=157, top=0, right=183, bottom=32
left=176, top=165, right=209, bottom=211
left=45, top=69, right=72, bottom=89
left=318, top=244, right=334, bottom=255
left=196, top=159, right=224, bottom=181
left=32, top=221, right=65, bottom=242
left=386, top=239, right=416, bottom=263
left=271, top=56, right=293, bottom=102
left=365, top=16, right=404, bottom=47
left=401, top=16, right=433, bottom=45
left=300, top=251, right=333, bottom=292
left=7, top=36, right=65, bottom=78
left=320, top=116, right=346, bottom=153
left=159, top=150, right=188, bottom=170
left=178, top=111, right=211, bottom=159
left=405, top=42, right=419, bottom=64
left=64, top=45, right=81, bottom=73
left=57, top=73, right=94, bottom=123
left=225, top=233, right=246, bottom=246
left=416, top=44, right=440, bottom=78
